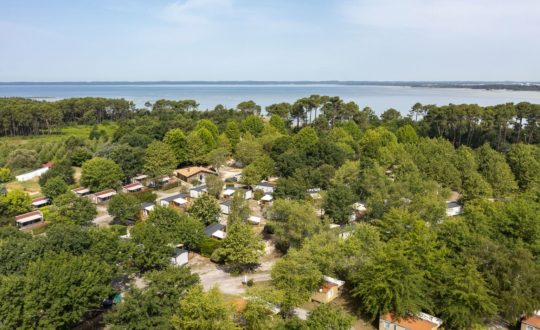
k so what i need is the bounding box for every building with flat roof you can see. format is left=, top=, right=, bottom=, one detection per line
left=204, top=223, right=226, bottom=239
left=190, top=185, right=208, bottom=199
left=90, top=189, right=117, bottom=204
left=446, top=201, right=463, bottom=217
left=72, top=187, right=90, bottom=196
left=122, top=182, right=144, bottom=193
left=159, top=193, right=188, bottom=209
left=311, top=276, right=345, bottom=304
left=31, top=196, right=49, bottom=208
left=15, top=211, right=43, bottom=229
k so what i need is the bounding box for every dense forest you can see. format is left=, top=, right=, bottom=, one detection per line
left=0, top=95, right=539, bottom=329
left=1, top=96, right=539, bottom=149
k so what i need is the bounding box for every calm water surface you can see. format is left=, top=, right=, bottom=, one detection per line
left=2, top=84, right=540, bottom=115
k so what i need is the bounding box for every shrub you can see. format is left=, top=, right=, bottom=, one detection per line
left=0, top=167, right=11, bottom=183
left=162, top=181, right=181, bottom=191
left=132, top=190, right=157, bottom=204
left=189, top=179, right=201, bottom=186
left=109, top=224, right=128, bottom=237
left=253, top=189, right=264, bottom=201
left=199, top=238, right=222, bottom=257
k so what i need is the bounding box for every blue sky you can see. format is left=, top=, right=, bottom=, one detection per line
left=1, top=0, right=539, bottom=81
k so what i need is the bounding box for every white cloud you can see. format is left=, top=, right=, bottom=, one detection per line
left=160, top=0, right=233, bottom=25
left=340, top=0, right=540, bottom=35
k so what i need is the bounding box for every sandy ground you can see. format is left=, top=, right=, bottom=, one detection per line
left=189, top=240, right=278, bottom=295
left=92, top=205, right=113, bottom=227
left=218, top=166, right=242, bottom=180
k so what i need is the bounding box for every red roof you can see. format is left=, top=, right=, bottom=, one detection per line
left=123, top=182, right=143, bottom=189
left=32, top=196, right=48, bottom=202
left=42, top=161, right=54, bottom=168
left=320, top=282, right=338, bottom=293
left=381, top=314, right=440, bottom=330
left=94, top=189, right=116, bottom=197
left=15, top=211, right=42, bottom=220
left=523, top=315, right=540, bottom=328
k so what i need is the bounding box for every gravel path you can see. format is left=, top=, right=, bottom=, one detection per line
left=190, top=241, right=278, bottom=295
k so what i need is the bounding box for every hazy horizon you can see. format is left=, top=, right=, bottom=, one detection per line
left=1, top=80, right=539, bottom=84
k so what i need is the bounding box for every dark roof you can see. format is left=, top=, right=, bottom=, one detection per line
left=447, top=201, right=460, bottom=209
left=191, top=185, right=207, bottom=192
left=172, top=247, right=188, bottom=257
left=204, top=223, right=225, bottom=236
left=162, top=193, right=188, bottom=203
left=256, top=182, right=275, bottom=187
left=140, top=202, right=154, bottom=209
left=221, top=200, right=232, bottom=207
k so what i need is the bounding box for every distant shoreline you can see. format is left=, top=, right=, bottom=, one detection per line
left=0, top=81, right=540, bottom=92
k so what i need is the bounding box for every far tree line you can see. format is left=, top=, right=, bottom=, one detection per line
left=1, top=96, right=539, bottom=150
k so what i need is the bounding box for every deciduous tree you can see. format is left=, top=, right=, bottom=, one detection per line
left=209, top=147, right=229, bottom=174
left=267, top=200, right=323, bottom=252
left=163, top=128, right=189, bottom=164
left=212, top=222, right=265, bottom=272
left=187, top=194, right=221, bottom=225
left=41, top=176, right=68, bottom=200
left=108, top=193, right=140, bottom=223
left=48, top=192, right=97, bottom=226
left=0, top=167, right=11, bottom=183
left=242, top=115, right=265, bottom=137
left=81, top=157, right=124, bottom=191
left=20, top=252, right=112, bottom=329
left=171, top=286, right=240, bottom=330
left=38, top=160, right=75, bottom=186
left=205, top=175, right=224, bottom=199
left=225, top=120, right=241, bottom=150
left=306, top=304, right=354, bottom=330
left=272, top=250, right=322, bottom=310
left=0, top=190, right=32, bottom=217
left=235, top=135, right=263, bottom=166
left=106, top=266, right=200, bottom=329
left=143, top=141, right=177, bottom=179
left=323, top=184, right=356, bottom=225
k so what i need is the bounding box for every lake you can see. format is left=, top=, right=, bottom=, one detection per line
left=2, top=83, right=540, bottom=115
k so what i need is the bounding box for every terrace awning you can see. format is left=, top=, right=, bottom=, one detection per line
left=261, top=194, right=273, bottom=201
left=97, top=191, right=116, bottom=199
left=16, top=213, right=42, bottom=224
left=173, top=197, right=188, bottom=205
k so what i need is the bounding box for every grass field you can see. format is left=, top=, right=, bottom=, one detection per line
left=1, top=124, right=116, bottom=193
left=5, top=178, right=41, bottom=195
left=0, top=123, right=118, bottom=145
